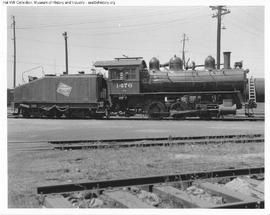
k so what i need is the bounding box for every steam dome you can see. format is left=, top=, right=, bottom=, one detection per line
left=149, top=57, right=160, bottom=71
left=169, top=55, right=183, bottom=71
left=204, top=56, right=216, bottom=70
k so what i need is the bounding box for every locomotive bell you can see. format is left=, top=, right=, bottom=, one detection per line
left=149, top=57, right=160, bottom=71
left=204, top=56, right=216, bottom=70
left=169, top=55, right=183, bottom=71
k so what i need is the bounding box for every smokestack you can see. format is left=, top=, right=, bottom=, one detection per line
left=223, top=52, right=231, bottom=69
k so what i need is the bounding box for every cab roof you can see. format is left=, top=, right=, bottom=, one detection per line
left=94, top=58, right=147, bottom=70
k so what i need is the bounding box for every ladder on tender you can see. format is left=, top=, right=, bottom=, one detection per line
left=245, top=76, right=257, bottom=116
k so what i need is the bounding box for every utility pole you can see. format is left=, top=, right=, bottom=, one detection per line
left=12, top=16, right=16, bottom=88
left=62, top=32, right=68, bottom=74
left=210, top=6, right=230, bottom=69
left=53, top=59, right=56, bottom=74
left=181, top=33, right=188, bottom=69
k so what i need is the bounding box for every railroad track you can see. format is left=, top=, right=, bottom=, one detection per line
left=37, top=167, right=264, bottom=208
left=49, top=133, right=264, bottom=150
left=7, top=113, right=264, bottom=121
left=8, top=133, right=264, bottom=151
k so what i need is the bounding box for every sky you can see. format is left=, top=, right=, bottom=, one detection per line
left=6, top=5, right=264, bottom=88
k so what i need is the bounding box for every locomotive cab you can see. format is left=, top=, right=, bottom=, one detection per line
left=95, top=57, right=147, bottom=95
left=108, top=66, right=139, bottom=95
left=94, top=57, right=147, bottom=115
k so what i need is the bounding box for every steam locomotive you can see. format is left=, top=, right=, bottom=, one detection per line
left=13, top=52, right=264, bottom=119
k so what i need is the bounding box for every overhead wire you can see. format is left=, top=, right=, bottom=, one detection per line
left=15, top=36, right=178, bottom=53
left=70, top=13, right=208, bottom=37
left=9, top=13, right=211, bottom=71
left=233, top=9, right=263, bottom=34
left=11, top=10, right=209, bottom=53
left=11, top=7, right=184, bottom=19
left=13, top=8, right=204, bottom=30
left=7, top=59, right=90, bottom=70
left=238, top=7, right=264, bottom=26
left=222, top=7, right=263, bottom=36
left=225, top=18, right=263, bottom=38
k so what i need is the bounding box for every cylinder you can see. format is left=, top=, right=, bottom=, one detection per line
left=223, top=52, right=231, bottom=69
left=219, top=104, right=237, bottom=115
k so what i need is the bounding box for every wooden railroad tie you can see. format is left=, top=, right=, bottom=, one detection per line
left=40, top=167, right=264, bottom=208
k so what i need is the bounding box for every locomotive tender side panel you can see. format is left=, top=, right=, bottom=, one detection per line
left=14, top=74, right=108, bottom=118
left=14, top=75, right=101, bottom=104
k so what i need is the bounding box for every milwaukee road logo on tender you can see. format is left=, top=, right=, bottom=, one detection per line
left=56, top=82, right=72, bottom=97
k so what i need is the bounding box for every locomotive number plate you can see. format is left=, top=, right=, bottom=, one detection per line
left=116, top=82, right=133, bottom=88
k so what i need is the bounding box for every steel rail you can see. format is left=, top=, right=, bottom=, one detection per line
left=52, top=138, right=264, bottom=150
left=8, top=114, right=264, bottom=121
left=212, top=200, right=264, bottom=208
left=37, top=167, right=264, bottom=194
left=8, top=133, right=264, bottom=144
left=49, top=133, right=263, bottom=145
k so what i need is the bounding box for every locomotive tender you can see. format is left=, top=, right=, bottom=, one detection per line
left=14, top=74, right=108, bottom=118
left=13, top=52, right=264, bottom=119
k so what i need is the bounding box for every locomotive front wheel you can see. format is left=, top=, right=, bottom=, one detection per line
left=148, top=102, right=166, bottom=119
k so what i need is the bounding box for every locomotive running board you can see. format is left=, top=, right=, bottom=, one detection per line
left=138, top=90, right=241, bottom=95
left=170, top=110, right=200, bottom=117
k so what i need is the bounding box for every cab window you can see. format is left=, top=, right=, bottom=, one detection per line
left=124, top=68, right=137, bottom=80
left=110, top=68, right=123, bottom=80
left=110, top=67, right=137, bottom=80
